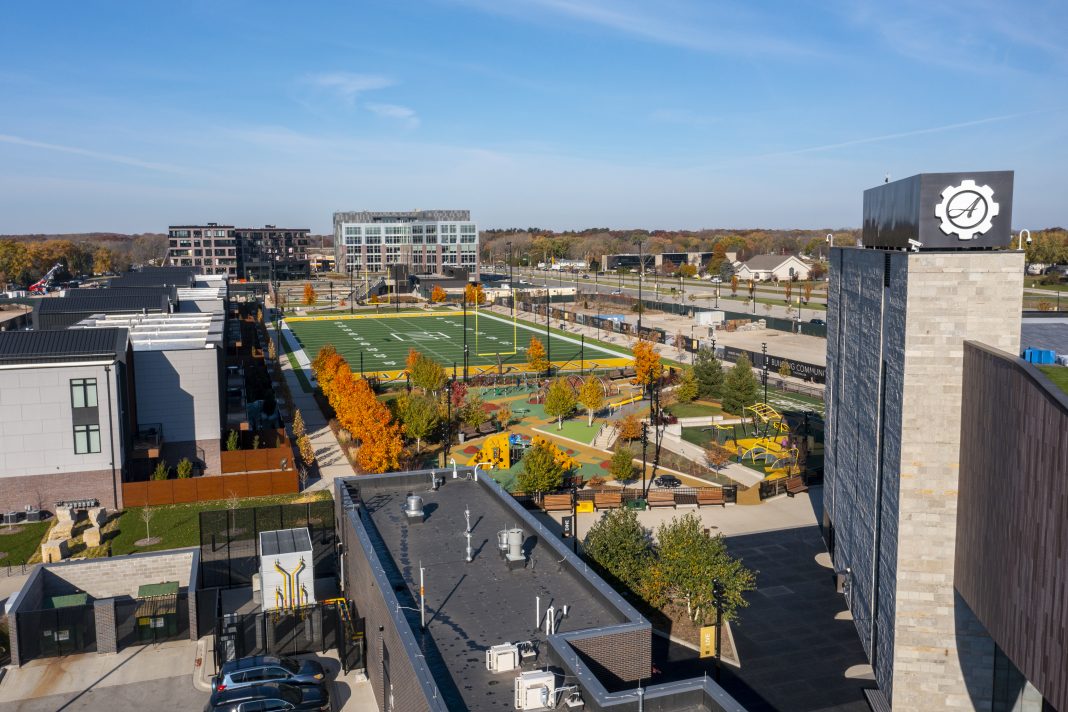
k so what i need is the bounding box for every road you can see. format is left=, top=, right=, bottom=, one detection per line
left=491, top=268, right=825, bottom=321
left=491, top=267, right=830, bottom=305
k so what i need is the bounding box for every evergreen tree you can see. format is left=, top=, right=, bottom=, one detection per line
left=693, top=348, right=724, bottom=400
left=675, top=368, right=699, bottom=403
left=721, top=355, right=759, bottom=415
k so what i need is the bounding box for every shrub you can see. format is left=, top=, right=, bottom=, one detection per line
left=176, top=458, right=193, bottom=479
left=152, top=459, right=169, bottom=481
left=226, top=430, right=239, bottom=451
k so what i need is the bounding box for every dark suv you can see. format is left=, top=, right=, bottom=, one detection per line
left=205, top=681, right=329, bottom=712
left=215, top=656, right=325, bottom=692
left=654, top=475, right=682, bottom=488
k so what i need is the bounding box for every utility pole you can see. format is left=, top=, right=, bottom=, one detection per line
left=545, top=283, right=551, bottom=377
left=462, top=290, right=469, bottom=383
left=713, top=578, right=723, bottom=681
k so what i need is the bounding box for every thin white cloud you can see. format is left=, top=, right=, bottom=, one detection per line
left=454, top=0, right=820, bottom=57
left=0, top=133, right=183, bottom=173
left=302, top=72, right=394, bottom=104
left=758, top=112, right=1037, bottom=159
left=365, top=103, right=420, bottom=128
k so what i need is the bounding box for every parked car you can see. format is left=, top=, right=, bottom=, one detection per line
left=206, top=682, right=329, bottom=712
left=214, top=655, right=325, bottom=692
left=582, top=274, right=590, bottom=279
left=809, top=318, right=826, bottom=326
left=654, top=475, right=682, bottom=488
left=610, top=289, right=623, bottom=295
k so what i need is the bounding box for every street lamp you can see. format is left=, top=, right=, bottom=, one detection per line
left=690, top=325, right=695, bottom=363
left=635, top=237, right=644, bottom=334
left=761, top=342, right=768, bottom=404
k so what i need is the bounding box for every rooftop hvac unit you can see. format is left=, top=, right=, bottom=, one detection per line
left=486, top=642, right=519, bottom=673
left=259, top=528, right=316, bottom=611
left=514, top=670, right=555, bottom=710
left=404, top=494, right=424, bottom=524
left=499, top=528, right=526, bottom=570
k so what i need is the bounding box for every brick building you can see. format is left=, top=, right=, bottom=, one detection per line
left=336, top=469, right=745, bottom=712
left=166, top=223, right=310, bottom=280
left=824, top=172, right=1068, bottom=710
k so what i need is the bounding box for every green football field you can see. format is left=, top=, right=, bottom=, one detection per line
left=284, top=311, right=631, bottom=377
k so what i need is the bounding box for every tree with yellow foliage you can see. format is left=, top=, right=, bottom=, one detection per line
left=302, top=282, right=318, bottom=306
left=464, top=282, right=486, bottom=305
left=526, top=336, right=548, bottom=373
left=632, top=339, right=662, bottom=386
left=578, top=375, right=604, bottom=427
left=430, top=284, right=447, bottom=303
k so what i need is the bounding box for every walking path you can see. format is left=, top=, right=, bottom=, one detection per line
left=271, top=323, right=354, bottom=492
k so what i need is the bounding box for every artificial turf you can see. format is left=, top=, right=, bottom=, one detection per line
left=286, top=311, right=630, bottom=375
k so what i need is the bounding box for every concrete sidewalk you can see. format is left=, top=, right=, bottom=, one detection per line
left=0, top=640, right=203, bottom=707
left=273, top=323, right=353, bottom=492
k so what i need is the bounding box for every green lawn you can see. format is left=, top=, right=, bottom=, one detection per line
left=110, top=492, right=331, bottom=556
left=681, top=426, right=718, bottom=448
left=286, top=311, right=630, bottom=375
left=666, top=400, right=724, bottom=418
left=0, top=521, right=52, bottom=565
left=1038, top=366, right=1068, bottom=396
left=1024, top=278, right=1068, bottom=292
left=534, top=417, right=603, bottom=444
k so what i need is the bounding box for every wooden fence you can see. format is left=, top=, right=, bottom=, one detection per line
left=220, top=444, right=292, bottom=474
left=121, top=470, right=298, bottom=507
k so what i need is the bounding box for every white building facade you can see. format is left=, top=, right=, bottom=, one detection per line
left=332, top=210, right=479, bottom=276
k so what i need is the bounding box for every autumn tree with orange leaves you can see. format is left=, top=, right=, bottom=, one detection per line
left=464, top=282, right=486, bottom=305
left=632, top=340, right=662, bottom=386
left=526, top=336, right=548, bottom=373
left=430, top=285, right=447, bottom=303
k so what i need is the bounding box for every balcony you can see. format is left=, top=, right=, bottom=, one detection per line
left=132, top=423, right=164, bottom=459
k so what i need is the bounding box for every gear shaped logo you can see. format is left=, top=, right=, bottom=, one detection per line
left=934, top=179, right=999, bottom=241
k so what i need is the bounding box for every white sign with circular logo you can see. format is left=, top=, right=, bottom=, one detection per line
left=934, top=179, right=999, bottom=241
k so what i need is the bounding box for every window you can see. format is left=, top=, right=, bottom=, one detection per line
left=71, top=379, right=98, bottom=408
left=74, top=425, right=101, bottom=454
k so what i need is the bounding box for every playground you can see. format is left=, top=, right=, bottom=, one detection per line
left=701, top=403, right=822, bottom=480
left=284, top=310, right=631, bottom=380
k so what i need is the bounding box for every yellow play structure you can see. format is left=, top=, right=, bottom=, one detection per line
left=467, top=432, right=580, bottom=473
left=715, top=404, right=800, bottom=480
left=468, top=432, right=515, bottom=470
left=531, top=435, right=580, bottom=471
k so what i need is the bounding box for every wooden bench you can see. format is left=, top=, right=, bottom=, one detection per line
left=786, top=475, right=809, bottom=497
left=593, top=492, right=623, bottom=510
left=647, top=490, right=677, bottom=508
left=696, top=489, right=726, bottom=508
left=542, top=494, right=573, bottom=512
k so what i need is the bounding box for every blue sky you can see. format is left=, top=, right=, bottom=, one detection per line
left=1, top=0, right=1065, bottom=233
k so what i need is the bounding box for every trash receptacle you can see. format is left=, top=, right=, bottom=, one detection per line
left=626, top=499, right=647, bottom=511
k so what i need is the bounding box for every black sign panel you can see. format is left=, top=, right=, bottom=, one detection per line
left=561, top=515, right=574, bottom=539
left=862, top=171, right=1014, bottom=250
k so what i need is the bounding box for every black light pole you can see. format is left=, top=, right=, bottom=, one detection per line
left=636, top=238, right=644, bottom=334
left=507, top=242, right=513, bottom=287
left=761, top=342, right=768, bottom=404
left=349, top=265, right=353, bottom=314
left=641, top=422, right=648, bottom=497
left=545, top=285, right=551, bottom=377
left=462, top=291, right=468, bottom=383
left=713, top=578, right=724, bottom=681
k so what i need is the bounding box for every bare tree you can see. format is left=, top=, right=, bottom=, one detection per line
left=140, top=507, right=156, bottom=543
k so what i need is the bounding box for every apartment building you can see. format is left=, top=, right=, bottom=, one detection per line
left=0, top=329, right=134, bottom=511
left=166, top=224, right=237, bottom=276
left=231, top=225, right=311, bottom=281
left=166, top=224, right=310, bottom=280
left=332, top=210, right=479, bottom=277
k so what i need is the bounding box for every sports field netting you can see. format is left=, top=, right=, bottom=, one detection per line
left=285, top=310, right=631, bottom=380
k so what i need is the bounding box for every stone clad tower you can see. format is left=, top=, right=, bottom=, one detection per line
left=824, top=172, right=1022, bottom=709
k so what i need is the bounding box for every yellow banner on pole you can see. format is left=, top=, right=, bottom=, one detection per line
left=699, top=625, right=717, bottom=658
